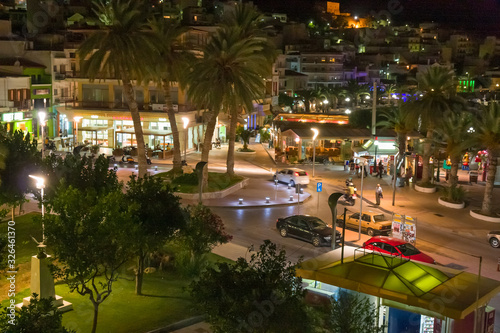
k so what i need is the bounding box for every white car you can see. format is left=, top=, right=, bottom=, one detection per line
left=274, top=168, right=310, bottom=187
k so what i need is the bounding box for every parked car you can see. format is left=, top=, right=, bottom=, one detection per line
left=276, top=215, right=341, bottom=247
left=362, top=236, right=435, bottom=264
left=487, top=231, right=500, bottom=248
left=336, top=211, right=392, bottom=236
left=274, top=168, right=309, bottom=187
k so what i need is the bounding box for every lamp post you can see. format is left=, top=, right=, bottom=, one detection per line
left=29, top=175, right=45, bottom=244
left=38, top=111, right=46, bottom=158
left=73, top=116, right=82, bottom=147
left=357, top=158, right=367, bottom=241
left=374, top=139, right=379, bottom=175
left=182, top=117, right=189, bottom=162
left=311, top=128, right=319, bottom=177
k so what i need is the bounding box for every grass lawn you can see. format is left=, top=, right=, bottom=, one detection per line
left=156, top=171, right=244, bottom=193
left=0, top=212, right=233, bottom=333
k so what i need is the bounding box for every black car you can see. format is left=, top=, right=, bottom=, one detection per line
left=276, top=215, right=341, bottom=247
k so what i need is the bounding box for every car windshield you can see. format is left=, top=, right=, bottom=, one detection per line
left=296, top=171, right=307, bottom=176
left=308, top=218, right=327, bottom=229
left=373, top=214, right=387, bottom=222
left=396, top=243, right=421, bottom=256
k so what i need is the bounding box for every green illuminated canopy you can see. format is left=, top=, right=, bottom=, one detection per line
left=296, top=249, right=500, bottom=319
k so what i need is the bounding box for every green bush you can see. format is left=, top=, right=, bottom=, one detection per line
left=172, top=172, right=198, bottom=186
left=441, top=184, right=466, bottom=203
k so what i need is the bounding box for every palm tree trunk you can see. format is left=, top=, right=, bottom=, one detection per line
left=449, top=155, right=460, bottom=187
left=122, top=77, right=147, bottom=177
left=226, top=108, right=238, bottom=176
left=201, top=110, right=218, bottom=188
left=421, top=129, right=433, bottom=184
left=397, top=132, right=406, bottom=177
left=481, top=153, right=498, bottom=216
left=162, top=80, right=182, bottom=173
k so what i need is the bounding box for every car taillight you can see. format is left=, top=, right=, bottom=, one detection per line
left=295, top=172, right=299, bottom=176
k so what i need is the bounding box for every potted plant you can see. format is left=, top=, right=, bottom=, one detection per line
left=438, top=184, right=465, bottom=209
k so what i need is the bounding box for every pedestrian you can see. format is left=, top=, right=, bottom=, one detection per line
left=375, top=184, right=383, bottom=205
left=378, top=161, right=384, bottom=179
left=405, top=167, right=413, bottom=186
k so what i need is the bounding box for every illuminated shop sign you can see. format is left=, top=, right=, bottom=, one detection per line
left=2, top=112, right=24, bottom=122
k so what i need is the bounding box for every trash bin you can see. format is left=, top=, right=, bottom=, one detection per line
left=469, top=171, right=478, bottom=184
left=370, top=165, right=374, bottom=174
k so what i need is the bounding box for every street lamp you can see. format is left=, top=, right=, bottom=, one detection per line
left=29, top=175, right=45, bottom=244
left=374, top=139, right=379, bottom=174
left=311, top=128, right=319, bottom=177
left=73, top=116, right=83, bottom=147
left=182, top=117, right=189, bottom=162
left=356, top=158, right=367, bottom=241
left=38, top=111, right=46, bottom=158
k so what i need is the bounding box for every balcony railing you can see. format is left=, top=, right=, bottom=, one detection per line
left=64, top=100, right=197, bottom=112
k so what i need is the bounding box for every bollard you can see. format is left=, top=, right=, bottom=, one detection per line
left=288, top=183, right=291, bottom=189
left=238, top=198, right=243, bottom=205
left=266, top=197, right=270, bottom=203
left=113, top=164, right=118, bottom=171
left=135, top=165, right=138, bottom=170
left=154, top=165, right=158, bottom=171
left=289, top=195, right=293, bottom=201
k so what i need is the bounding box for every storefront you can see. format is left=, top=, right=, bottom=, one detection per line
left=297, top=247, right=500, bottom=333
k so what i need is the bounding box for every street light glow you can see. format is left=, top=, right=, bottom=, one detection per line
left=345, top=97, right=351, bottom=102
left=311, top=128, right=319, bottom=141
left=73, top=116, right=83, bottom=122
left=38, top=111, right=46, bottom=124
left=182, top=117, right=189, bottom=129
left=29, top=175, right=45, bottom=189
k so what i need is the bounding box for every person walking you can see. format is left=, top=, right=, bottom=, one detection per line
left=378, top=161, right=384, bottom=179
left=375, top=184, right=383, bottom=205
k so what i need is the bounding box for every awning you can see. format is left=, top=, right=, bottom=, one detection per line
left=296, top=248, right=500, bottom=320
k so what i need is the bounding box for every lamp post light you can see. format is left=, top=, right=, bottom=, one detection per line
left=311, top=128, right=319, bottom=177
left=182, top=117, right=189, bottom=162
left=29, top=175, right=45, bottom=244
left=73, top=116, right=83, bottom=147
left=38, top=112, right=46, bottom=158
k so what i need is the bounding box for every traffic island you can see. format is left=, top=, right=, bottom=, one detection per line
left=469, top=209, right=500, bottom=223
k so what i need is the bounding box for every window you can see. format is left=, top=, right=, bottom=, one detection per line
left=383, top=244, right=398, bottom=254
left=54, top=89, right=58, bottom=95
left=362, top=214, right=371, bottom=222
left=53, top=65, right=57, bottom=72
left=69, top=52, right=76, bottom=58
left=287, top=170, right=294, bottom=175
left=297, top=220, right=309, bottom=230
left=351, top=213, right=360, bottom=219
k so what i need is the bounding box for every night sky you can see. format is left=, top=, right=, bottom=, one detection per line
left=250, top=0, right=500, bottom=34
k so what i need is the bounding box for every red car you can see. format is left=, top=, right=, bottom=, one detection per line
left=362, top=236, right=436, bottom=264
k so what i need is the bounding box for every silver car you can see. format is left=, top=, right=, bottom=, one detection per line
left=488, top=231, right=500, bottom=248
left=274, top=168, right=310, bottom=187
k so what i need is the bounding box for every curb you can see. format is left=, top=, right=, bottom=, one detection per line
left=206, top=192, right=313, bottom=209
left=145, top=315, right=206, bottom=333
left=261, top=143, right=277, bottom=166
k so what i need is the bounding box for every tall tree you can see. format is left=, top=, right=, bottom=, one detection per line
left=149, top=19, right=194, bottom=174
left=221, top=4, right=277, bottom=176
left=125, top=174, right=186, bottom=295
left=377, top=102, right=417, bottom=177
left=190, top=240, right=316, bottom=333
left=295, top=89, right=319, bottom=113
left=434, top=112, right=474, bottom=187
left=44, top=187, right=132, bottom=333
left=473, top=103, right=500, bottom=216
left=0, top=128, right=40, bottom=220
left=187, top=4, right=275, bottom=177
left=411, top=65, right=463, bottom=184
left=78, top=0, right=160, bottom=177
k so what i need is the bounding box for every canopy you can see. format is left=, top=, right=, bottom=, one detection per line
left=296, top=248, right=500, bottom=320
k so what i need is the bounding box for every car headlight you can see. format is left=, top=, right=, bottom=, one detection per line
left=323, top=236, right=331, bottom=240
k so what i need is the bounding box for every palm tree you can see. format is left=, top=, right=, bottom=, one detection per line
left=221, top=4, right=276, bottom=176
left=295, top=89, right=319, bottom=113
left=377, top=102, right=416, bottom=177
left=434, top=112, right=474, bottom=187
left=473, top=103, right=500, bottom=216
left=186, top=16, right=272, bottom=179
left=411, top=65, right=463, bottom=184
left=78, top=0, right=159, bottom=178
left=342, top=80, right=370, bottom=108
left=149, top=19, right=194, bottom=174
